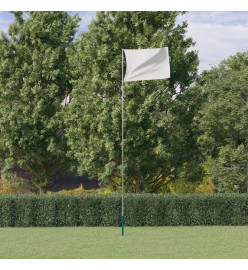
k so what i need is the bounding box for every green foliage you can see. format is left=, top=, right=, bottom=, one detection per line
left=0, top=12, right=80, bottom=193
left=198, top=52, right=248, bottom=193
left=48, top=184, right=113, bottom=194
left=0, top=195, right=15, bottom=226
left=101, top=193, right=121, bottom=226
left=124, top=194, right=148, bottom=226
left=13, top=195, right=38, bottom=226
left=78, top=195, right=103, bottom=226
left=65, top=11, right=202, bottom=193
left=0, top=173, right=27, bottom=194
left=30, top=195, right=54, bottom=226
left=1, top=193, right=248, bottom=226
left=166, top=177, right=214, bottom=194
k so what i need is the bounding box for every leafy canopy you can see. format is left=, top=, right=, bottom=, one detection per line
left=0, top=11, right=80, bottom=193
left=65, top=11, right=201, bottom=193
left=198, top=52, right=248, bottom=193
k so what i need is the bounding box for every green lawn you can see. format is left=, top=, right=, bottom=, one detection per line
left=1, top=226, right=248, bottom=259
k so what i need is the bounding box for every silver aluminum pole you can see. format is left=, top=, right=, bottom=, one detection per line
left=121, top=48, right=124, bottom=236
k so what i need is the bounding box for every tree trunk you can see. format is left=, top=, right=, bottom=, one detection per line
left=39, top=186, right=48, bottom=194
left=135, top=181, right=141, bottom=193
left=135, top=169, right=142, bottom=193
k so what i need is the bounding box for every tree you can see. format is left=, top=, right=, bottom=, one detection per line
left=0, top=12, right=80, bottom=193
left=197, top=52, right=248, bottom=193
left=65, top=11, right=200, bottom=193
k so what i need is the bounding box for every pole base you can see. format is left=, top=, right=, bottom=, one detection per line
left=122, top=216, right=124, bottom=236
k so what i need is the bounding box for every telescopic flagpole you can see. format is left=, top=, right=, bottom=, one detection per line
left=121, top=48, right=124, bottom=236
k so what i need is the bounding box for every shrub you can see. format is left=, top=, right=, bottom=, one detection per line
left=0, top=195, right=15, bottom=226
left=78, top=194, right=103, bottom=226
left=0, top=174, right=27, bottom=194
left=101, top=193, right=122, bottom=226
left=48, top=185, right=112, bottom=195
left=167, top=178, right=214, bottom=194
left=1, top=193, right=248, bottom=227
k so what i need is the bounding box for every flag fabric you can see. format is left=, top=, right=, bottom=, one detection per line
left=124, top=47, right=170, bottom=82
left=61, top=94, right=72, bottom=107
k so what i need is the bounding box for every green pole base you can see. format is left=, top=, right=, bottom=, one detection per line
left=122, top=216, right=124, bottom=236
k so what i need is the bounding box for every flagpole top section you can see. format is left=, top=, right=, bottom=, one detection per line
left=123, top=47, right=170, bottom=82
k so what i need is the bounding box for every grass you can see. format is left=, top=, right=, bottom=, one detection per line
left=1, top=226, right=248, bottom=259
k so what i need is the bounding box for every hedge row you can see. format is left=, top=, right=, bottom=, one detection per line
left=1, top=193, right=248, bottom=227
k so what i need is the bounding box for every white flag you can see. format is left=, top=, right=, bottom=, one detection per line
left=61, top=94, right=72, bottom=107
left=124, top=47, right=170, bottom=82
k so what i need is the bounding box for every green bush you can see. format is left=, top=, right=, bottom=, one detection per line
left=14, top=195, right=36, bottom=227
left=101, top=193, right=121, bottom=226
left=0, top=195, right=15, bottom=226
left=1, top=193, right=248, bottom=227
left=78, top=194, right=103, bottom=226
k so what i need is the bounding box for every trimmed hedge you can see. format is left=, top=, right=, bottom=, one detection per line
left=1, top=193, right=248, bottom=227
